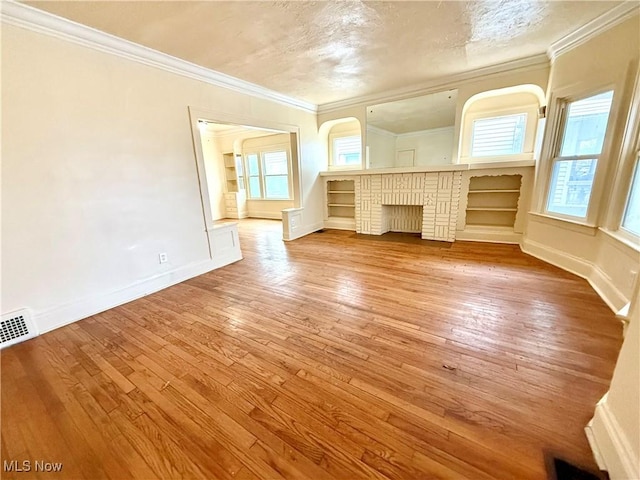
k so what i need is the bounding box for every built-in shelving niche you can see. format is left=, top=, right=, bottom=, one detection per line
left=465, top=175, right=522, bottom=229
left=326, top=179, right=356, bottom=230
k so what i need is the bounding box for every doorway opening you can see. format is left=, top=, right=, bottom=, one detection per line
left=188, top=107, right=301, bottom=249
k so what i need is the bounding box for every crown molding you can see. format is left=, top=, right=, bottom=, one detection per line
left=547, top=2, right=640, bottom=63
left=317, top=54, right=549, bottom=114
left=0, top=0, right=318, bottom=114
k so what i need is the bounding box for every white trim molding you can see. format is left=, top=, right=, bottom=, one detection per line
left=586, top=394, right=640, bottom=480
left=548, top=2, right=640, bottom=62
left=0, top=0, right=317, bottom=114
left=283, top=207, right=324, bottom=241
left=521, top=238, right=628, bottom=312
left=33, top=256, right=240, bottom=335
left=30, top=223, right=242, bottom=336
left=318, top=54, right=549, bottom=114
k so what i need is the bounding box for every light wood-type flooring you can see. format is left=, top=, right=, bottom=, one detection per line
left=1, top=219, right=623, bottom=479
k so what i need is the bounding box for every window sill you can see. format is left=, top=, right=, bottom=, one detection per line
left=599, top=228, right=640, bottom=253
left=246, top=198, right=293, bottom=202
left=328, top=166, right=362, bottom=172
left=528, top=212, right=598, bottom=236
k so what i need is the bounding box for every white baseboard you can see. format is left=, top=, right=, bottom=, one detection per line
left=521, top=237, right=593, bottom=277
left=247, top=211, right=283, bottom=220
left=586, top=395, right=639, bottom=480
left=456, top=228, right=521, bottom=244
left=284, top=221, right=325, bottom=241
left=520, top=238, right=627, bottom=312
left=589, top=266, right=628, bottom=315
left=324, top=217, right=356, bottom=231
left=33, top=257, right=236, bottom=335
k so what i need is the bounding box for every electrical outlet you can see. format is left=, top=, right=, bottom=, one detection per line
left=158, top=252, right=168, bottom=264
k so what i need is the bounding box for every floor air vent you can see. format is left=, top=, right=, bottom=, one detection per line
left=1, top=309, right=37, bottom=349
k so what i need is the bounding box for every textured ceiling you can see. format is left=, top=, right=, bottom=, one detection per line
left=26, top=1, right=623, bottom=105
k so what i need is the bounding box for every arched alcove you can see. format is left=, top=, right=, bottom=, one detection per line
left=458, top=84, right=546, bottom=164
left=318, top=117, right=363, bottom=170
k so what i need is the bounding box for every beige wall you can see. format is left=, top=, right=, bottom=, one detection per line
left=525, top=15, right=640, bottom=312
left=603, top=287, right=639, bottom=478
left=2, top=23, right=321, bottom=333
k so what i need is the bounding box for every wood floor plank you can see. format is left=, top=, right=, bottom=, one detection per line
left=1, top=219, right=622, bottom=479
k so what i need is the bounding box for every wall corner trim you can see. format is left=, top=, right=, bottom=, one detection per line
left=547, top=2, right=640, bottom=62
left=32, top=256, right=239, bottom=336
left=520, top=238, right=628, bottom=312
left=0, top=0, right=318, bottom=114
left=586, top=395, right=640, bottom=480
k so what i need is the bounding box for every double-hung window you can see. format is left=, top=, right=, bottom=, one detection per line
left=246, top=153, right=261, bottom=199
left=546, top=90, right=614, bottom=219
left=245, top=150, right=291, bottom=200
left=621, top=148, right=640, bottom=236
left=262, top=151, right=290, bottom=199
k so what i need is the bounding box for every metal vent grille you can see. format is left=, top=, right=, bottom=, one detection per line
left=1, top=310, right=37, bottom=349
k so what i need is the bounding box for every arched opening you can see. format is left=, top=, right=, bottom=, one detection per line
left=458, top=84, right=546, bottom=164
left=319, top=117, right=363, bottom=170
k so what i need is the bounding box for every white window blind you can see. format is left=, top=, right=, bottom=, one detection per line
left=333, top=136, right=361, bottom=166
left=471, top=113, right=526, bottom=157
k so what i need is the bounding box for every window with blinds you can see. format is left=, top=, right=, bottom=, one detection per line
left=471, top=113, right=526, bottom=157
left=332, top=135, right=362, bottom=166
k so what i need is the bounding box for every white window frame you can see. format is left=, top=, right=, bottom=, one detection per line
left=245, top=152, right=262, bottom=199
left=460, top=104, right=540, bottom=163
left=329, top=131, right=362, bottom=170
left=542, top=88, right=616, bottom=225
left=620, top=150, right=640, bottom=240
left=261, top=149, right=291, bottom=200
left=244, top=146, right=292, bottom=201
left=607, top=66, right=640, bottom=248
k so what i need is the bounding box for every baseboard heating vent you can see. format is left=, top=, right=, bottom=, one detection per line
left=1, top=309, right=37, bottom=349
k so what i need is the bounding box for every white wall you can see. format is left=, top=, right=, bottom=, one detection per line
left=2, top=22, right=321, bottom=333
left=588, top=285, right=639, bottom=480
left=200, top=132, right=226, bottom=220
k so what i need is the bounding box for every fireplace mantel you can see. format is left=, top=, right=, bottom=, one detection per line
left=321, top=161, right=535, bottom=243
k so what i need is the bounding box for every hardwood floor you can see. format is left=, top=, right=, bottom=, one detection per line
left=1, top=219, right=622, bottom=479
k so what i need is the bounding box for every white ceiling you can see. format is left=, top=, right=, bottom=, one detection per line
left=26, top=1, right=624, bottom=106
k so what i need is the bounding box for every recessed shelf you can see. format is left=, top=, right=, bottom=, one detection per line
left=465, top=174, right=522, bottom=230
left=466, top=207, right=517, bottom=212
left=468, top=189, right=520, bottom=193
left=327, top=180, right=356, bottom=222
